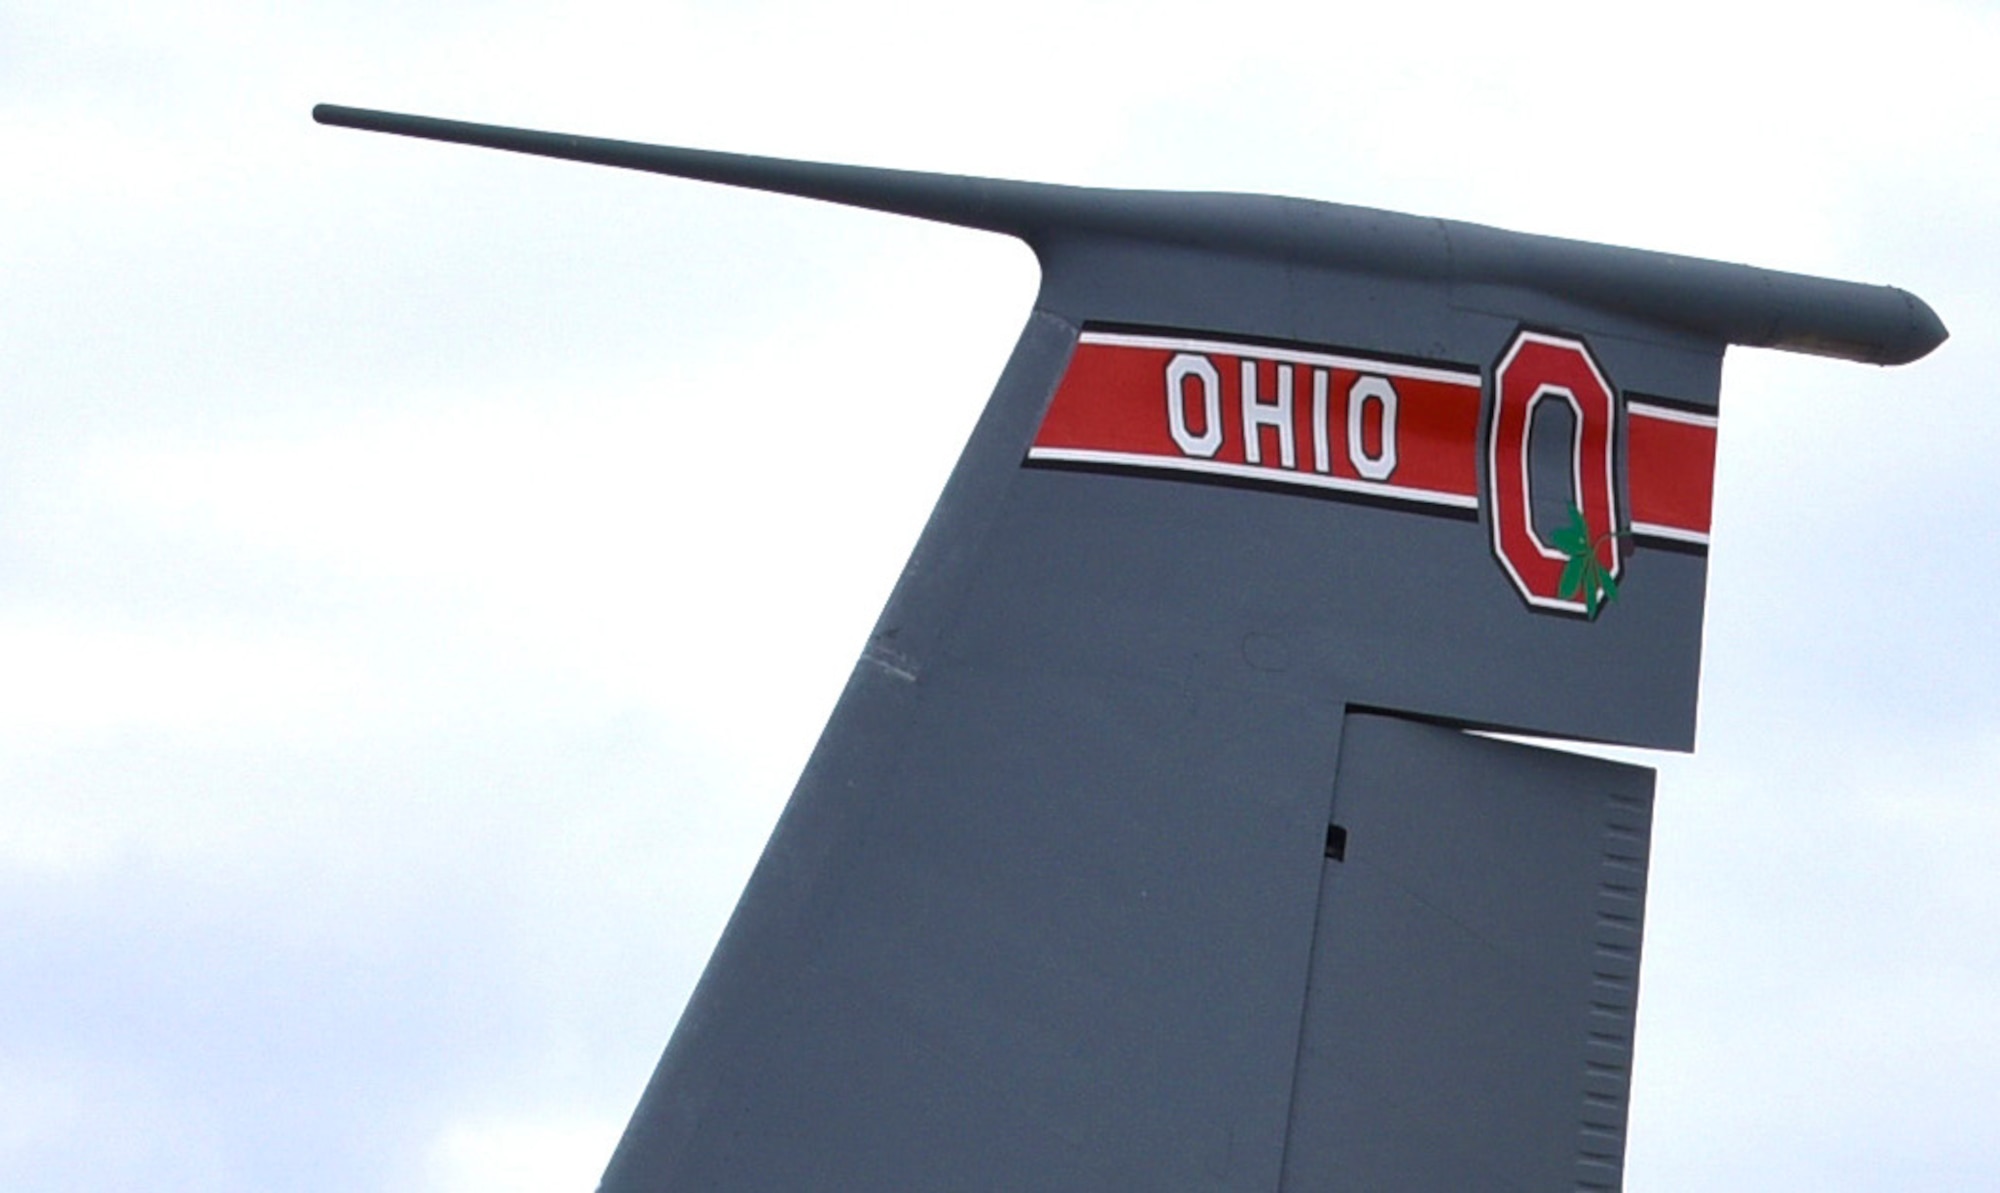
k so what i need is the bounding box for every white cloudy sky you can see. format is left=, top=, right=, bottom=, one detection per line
left=4, top=1, right=1997, bottom=1189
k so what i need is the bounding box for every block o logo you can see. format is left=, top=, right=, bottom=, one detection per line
left=1486, top=330, right=1621, bottom=615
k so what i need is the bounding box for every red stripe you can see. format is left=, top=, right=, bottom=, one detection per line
left=1627, top=411, right=1717, bottom=539
left=1032, top=338, right=1481, bottom=503
left=1033, top=335, right=1718, bottom=544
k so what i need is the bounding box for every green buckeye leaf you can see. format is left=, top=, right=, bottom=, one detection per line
left=1559, top=555, right=1587, bottom=600
left=1551, top=505, right=1591, bottom=555
left=1554, top=501, right=1625, bottom=620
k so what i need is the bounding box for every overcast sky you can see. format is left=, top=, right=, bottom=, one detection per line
left=4, top=1, right=1997, bottom=1189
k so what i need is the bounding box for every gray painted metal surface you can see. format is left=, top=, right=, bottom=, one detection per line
left=315, top=106, right=1944, bottom=1191
left=1281, top=714, right=1653, bottom=1190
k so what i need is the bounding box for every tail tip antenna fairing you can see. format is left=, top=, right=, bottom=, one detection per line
left=317, top=104, right=1943, bottom=1192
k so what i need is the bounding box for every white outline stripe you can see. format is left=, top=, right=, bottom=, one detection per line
left=1078, top=330, right=1482, bottom=389
left=1026, top=446, right=1480, bottom=509
left=1519, top=383, right=1584, bottom=563
left=1632, top=521, right=1711, bottom=546
left=1628, top=401, right=1718, bottom=429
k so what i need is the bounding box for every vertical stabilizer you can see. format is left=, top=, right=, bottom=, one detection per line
left=315, top=106, right=1945, bottom=1192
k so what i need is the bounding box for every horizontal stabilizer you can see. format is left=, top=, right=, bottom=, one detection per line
left=315, top=103, right=1944, bottom=364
